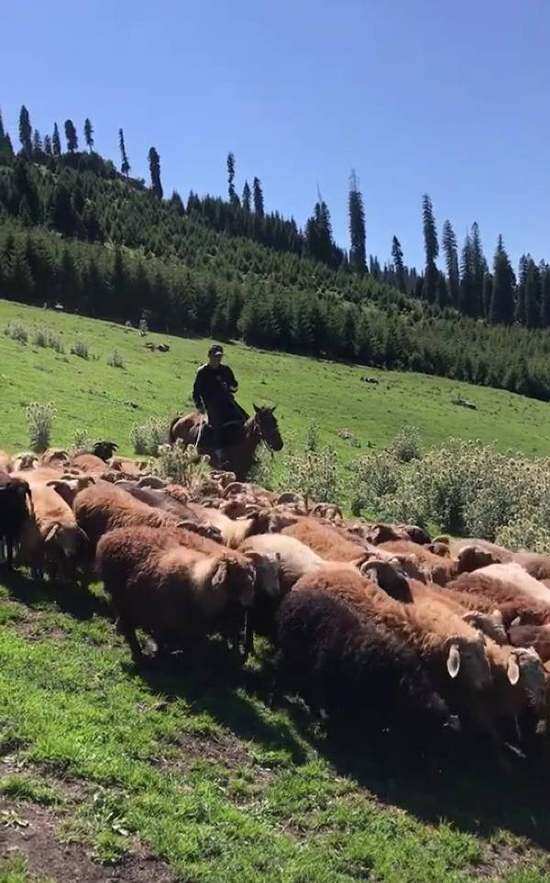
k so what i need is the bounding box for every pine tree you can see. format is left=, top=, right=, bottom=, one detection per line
left=470, top=222, right=486, bottom=316
left=305, top=198, right=336, bottom=266
left=541, top=265, right=550, bottom=328
left=242, top=180, right=251, bottom=212
left=516, top=255, right=529, bottom=324
left=19, top=105, right=33, bottom=157
left=348, top=170, right=366, bottom=273
left=84, top=118, right=94, bottom=151
left=0, top=109, right=14, bottom=163
left=64, top=119, right=78, bottom=153
left=459, top=234, right=475, bottom=315
left=422, top=194, right=439, bottom=301
left=489, top=236, right=516, bottom=325
left=524, top=259, right=541, bottom=328
left=52, top=123, right=61, bottom=156
left=227, top=152, right=239, bottom=205
left=442, top=220, right=459, bottom=306
left=119, top=128, right=130, bottom=175
left=148, top=147, right=163, bottom=198
left=482, top=273, right=493, bottom=317
left=43, top=134, right=52, bottom=156
left=390, top=236, right=406, bottom=292
left=253, top=177, right=264, bottom=218
left=32, top=130, right=43, bottom=156
left=0, top=110, right=4, bottom=140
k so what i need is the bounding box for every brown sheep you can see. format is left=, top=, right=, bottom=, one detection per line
left=0, top=473, right=33, bottom=568
left=282, top=517, right=370, bottom=562
left=18, top=482, right=90, bottom=584
left=74, top=484, right=223, bottom=554
left=448, top=571, right=550, bottom=628
left=188, top=503, right=296, bottom=549
left=508, top=624, right=550, bottom=662
left=112, top=482, right=223, bottom=542
left=71, top=453, right=110, bottom=475
left=97, top=526, right=256, bottom=663
left=39, top=449, right=70, bottom=469
left=107, top=456, right=148, bottom=477
left=473, top=563, right=550, bottom=606
left=287, top=567, right=492, bottom=707
left=378, top=540, right=496, bottom=585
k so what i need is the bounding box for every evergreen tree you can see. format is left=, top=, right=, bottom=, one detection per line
left=391, top=235, right=406, bottom=292
left=253, top=177, right=264, bottom=218
left=227, top=152, right=239, bottom=205
left=524, top=259, right=541, bottom=329
left=422, top=194, right=439, bottom=301
left=442, top=220, right=459, bottom=306
left=119, top=128, right=130, bottom=175
left=0, top=110, right=14, bottom=163
left=348, top=170, right=366, bottom=273
left=482, top=273, right=493, bottom=318
left=64, top=119, right=78, bottom=153
left=52, top=123, right=61, bottom=156
left=242, top=180, right=251, bottom=212
left=489, top=236, right=516, bottom=325
left=148, top=147, right=163, bottom=198
left=541, top=265, right=550, bottom=328
left=169, top=190, right=185, bottom=215
left=19, top=105, right=33, bottom=157
left=84, top=118, right=94, bottom=151
left=0, top=110, right=4, bottom=140
left=459, top=234, right=475, bottom=316
left=516, top=255, right=529, bottom=324
left=32, top=130, right=43, bottom=156
left=305, top=198, right=336, bottom=266
left=470, top=222, right=486, bottom=317
left=43, top=134, right=52, bottom=156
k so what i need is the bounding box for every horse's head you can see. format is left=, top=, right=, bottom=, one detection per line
left=252, top=404, right=283, bottom=452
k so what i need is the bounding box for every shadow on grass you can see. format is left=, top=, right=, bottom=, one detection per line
left=0, top=566, right=111, bottom=621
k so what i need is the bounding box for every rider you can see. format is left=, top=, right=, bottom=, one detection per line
left=192, top=345, right=248, bottom=462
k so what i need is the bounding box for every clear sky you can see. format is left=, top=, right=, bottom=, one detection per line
left=2, top=0, right=549, bottom=271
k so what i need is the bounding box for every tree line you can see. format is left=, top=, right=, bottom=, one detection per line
left=2, top=103, right=550, bottom=401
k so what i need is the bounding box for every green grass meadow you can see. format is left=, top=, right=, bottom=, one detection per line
left=2, top=299, right=550, bottom=880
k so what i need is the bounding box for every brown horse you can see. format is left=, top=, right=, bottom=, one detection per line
left=169, top=404, right=283, bottom=480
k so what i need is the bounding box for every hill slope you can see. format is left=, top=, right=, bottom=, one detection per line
left=2, top=298, right=550, bottom=459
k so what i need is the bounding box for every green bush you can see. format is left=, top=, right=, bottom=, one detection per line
left=71, top=338, right=89, bottom=359
left=25, top=401, right=56, bottom=453
left=129, top=416, right=170, bottom=456
left=153, top=440, right=211, bottom=489
left=107, top=349, right=125, bottom=368
left=4, top=321, right=28, bottom=343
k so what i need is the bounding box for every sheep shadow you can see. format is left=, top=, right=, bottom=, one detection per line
left=129, top=643, right=309, bottom=766
left=315, top=711, right=550, bottom=853
left=0, top=565, right=111, bottom=621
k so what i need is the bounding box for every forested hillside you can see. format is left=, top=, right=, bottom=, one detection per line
left=2, top=105, right=550, bottom=400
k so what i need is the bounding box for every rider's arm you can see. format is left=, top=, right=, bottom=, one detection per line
left=192, top=370, right=205, bottom=412
left=226, top=367, right=238, bottom=393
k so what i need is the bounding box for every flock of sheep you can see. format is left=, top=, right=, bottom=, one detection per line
left=3, top=442, right=550, bottom=762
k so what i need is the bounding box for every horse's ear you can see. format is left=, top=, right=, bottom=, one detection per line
left=253, top=403, right=260, bottom=413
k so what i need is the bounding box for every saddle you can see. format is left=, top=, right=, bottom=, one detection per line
left=197, top=419, right=244, bottom=449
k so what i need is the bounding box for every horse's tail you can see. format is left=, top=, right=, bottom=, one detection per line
left=168, top=414, right=181, bottom=444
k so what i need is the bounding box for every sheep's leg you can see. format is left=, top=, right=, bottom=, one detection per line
left=116, top=616, right=144, bottom=664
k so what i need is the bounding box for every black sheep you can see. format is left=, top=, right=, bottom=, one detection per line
left=0, top=473, right=33, bottom=568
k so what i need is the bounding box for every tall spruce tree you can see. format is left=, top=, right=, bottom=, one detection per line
left=348, top=170, right=366, bottom=273
left=489, top=236, right=516, bottom=325
left=64, top=119, right=78, bottom=153
left=52, top=123, right=61, bottom=156
left=516, top=254, right=529, bottom=324
left=391, top=236, right=406, bottom=292
left=541, top=264, right=550, bottom=328
left=422, top=194, right=439, bottom=301
left=227, top=152, right=238, bottom=205
left=470, top=222, right=486, bottom=317
left=84, top=118, right=94, bottom=151
left=242, top=180, right=251, bottom=212
left=442, top=220, right=459, bottom=306
left=32, top=130, right=43, bottom=156
left=0, top=110, right=14, bottom=163
left=19, top=105, right=33, bottom=157
left=459, top=234, right=475, bottom=315
left=253, top=176, right=264, bottom=218
left=524, top=259, right=541, bottom=328
left=148, top=147, right=163, bottom=198
left=305, top=198, right=335, bottom=266
left=118, top=128, right=130, bottom=175
left=43, top=134, right=52, bottom=156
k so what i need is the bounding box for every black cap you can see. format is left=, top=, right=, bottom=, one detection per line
left=209, top=344, right=224, bottom=356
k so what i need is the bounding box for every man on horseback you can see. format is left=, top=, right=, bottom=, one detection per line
left=192, top=344, right=248, bottom=464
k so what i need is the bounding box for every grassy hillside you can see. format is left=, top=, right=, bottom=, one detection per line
left=3, top=300, right=550, bottom=879
left=2, top=298, right=550, bottom=461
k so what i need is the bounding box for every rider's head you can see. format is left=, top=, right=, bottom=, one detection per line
left=208, top=344, right=224, bottom=367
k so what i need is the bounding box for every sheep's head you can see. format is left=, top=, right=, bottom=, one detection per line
left=46, top=476, right=96, bottom=507
left=245, top=550, right=281, bottom=599
left=462, top=609, right=507, bottom=645
left=359, top=559, right=412, bottom=603
left=445, top=634, right=491, bottom=690
left=212, top=554, right=256, bottom=608
left=510, top=647, right=545, bottom=710
left=456, top=545, right=499, bottom=574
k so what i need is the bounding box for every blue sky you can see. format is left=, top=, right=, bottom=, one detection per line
left=2, top=0, right=549, bottom=271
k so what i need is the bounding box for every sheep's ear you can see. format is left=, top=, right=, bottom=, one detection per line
left=212, top=559, right=228, bottom=587
left=446, top=643, right=461, bottom=679
left=507, top=654, right=521, bottom=685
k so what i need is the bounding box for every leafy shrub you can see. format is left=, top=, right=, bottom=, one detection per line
left=31, top=327, right=65, bottom=353
left=385, top=425, right=422, bottom=462
left=70, top=428, right=94, bottom=454
left=31, top=327, right=49, bottom=347
left=284, top=445, right=340, bottom=506
left=25, top=401, right=56, bottom=453
left=4, top=321, right=28, bottom=343
left=130, top=417, right=170, bottom=456
left=153, top=440, right=210, bottom=490
left=71, top=339, right=89, bottom=359
left=107, top=349, right=125, bottom=368
left=48, top=331, right=65, bottom=354
left=248, top=444, right=276, bottom=490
